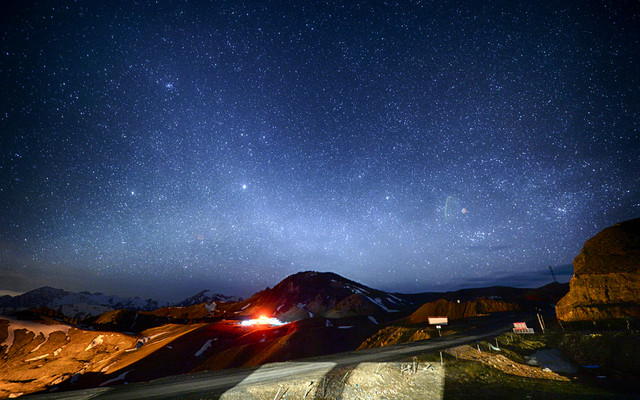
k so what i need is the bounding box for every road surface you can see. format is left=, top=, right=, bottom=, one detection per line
left=24, top=312, right=531, bottom=400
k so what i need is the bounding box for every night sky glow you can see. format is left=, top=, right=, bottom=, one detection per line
left=1, top=1, right=639, bottom=301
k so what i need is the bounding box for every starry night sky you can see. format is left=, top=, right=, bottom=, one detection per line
left=1, top=1, right=639, bottom=301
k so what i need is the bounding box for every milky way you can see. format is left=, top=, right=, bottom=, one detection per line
left=1, top=1, right=638, bottom=300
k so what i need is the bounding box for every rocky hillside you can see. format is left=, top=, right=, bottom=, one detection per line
left=556, top=218, right=640, bottom=322
left=225, top=271, right=412, bottom=322
left=407, top=298, right=519, bottom=323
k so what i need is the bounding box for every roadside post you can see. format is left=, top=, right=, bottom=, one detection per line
left=428, top=317, right=448, bottom=338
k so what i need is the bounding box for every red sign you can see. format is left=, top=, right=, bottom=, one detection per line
left=513, top=322, right=527, bottom=329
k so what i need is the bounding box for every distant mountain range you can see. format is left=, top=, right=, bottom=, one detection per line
left=175, top=290, right=242, bottom=307
left=0, top=286, right=240, bottom=320
left=0, top=272, right=568, bottom=322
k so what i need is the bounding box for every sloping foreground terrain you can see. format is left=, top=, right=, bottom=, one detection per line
left=0, top=271, right=565, bottom=398
left=0, top=312, right=379, bottom=397
left=0, top=314, right=203, bottom=398
left=202, top=331, right=638, bottom=400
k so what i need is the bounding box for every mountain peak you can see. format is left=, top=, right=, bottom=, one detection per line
left=175, top=290, right=242, bottom=307
left=234, top=270, right=411, bottom=322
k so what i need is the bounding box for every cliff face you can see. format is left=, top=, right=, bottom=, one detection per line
left=556, top=218, right=640, bottom=322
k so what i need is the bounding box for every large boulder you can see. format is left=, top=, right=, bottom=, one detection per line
left=556, top=218, right=640, bottom=322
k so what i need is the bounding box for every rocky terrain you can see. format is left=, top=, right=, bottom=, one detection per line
left=556, top=218, right=640, bottom=322
left=0, top=271, right=567, bottom=398
left=194, top=333, right=615, bottom=400
left=222, top=271, right=413, bottom=323
left=406, top=298, right=519, bottom=323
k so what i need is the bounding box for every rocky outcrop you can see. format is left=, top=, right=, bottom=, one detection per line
left=556, top=218, right=640, bottom=322
left=358, top=326, right=432, bottom=349
left=407, top=298, right=518, bottom=323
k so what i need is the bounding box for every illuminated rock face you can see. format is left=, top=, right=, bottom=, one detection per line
left=556, top=218, right=640, bottom=322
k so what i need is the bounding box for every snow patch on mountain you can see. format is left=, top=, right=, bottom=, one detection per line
left=0, top=286, right=168, bottom=319
left=0, top=317, right=71, bottom=352
left=25, top=353, right=48, bottom=362
left=204, top=302, right=217, bottom=313
left=195, top=339, right=213, bottom=357
left=175, top=290, right=242, bottom=307
left=85, top=335, right=104, bottom=351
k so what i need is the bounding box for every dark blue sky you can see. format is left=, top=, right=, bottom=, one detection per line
left=1, top=1, right=638, bottom=301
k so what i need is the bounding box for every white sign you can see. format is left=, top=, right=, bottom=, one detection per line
left=428, top=317, right=448, bottom=325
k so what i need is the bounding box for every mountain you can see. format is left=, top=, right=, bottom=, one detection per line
left=406, top=298, right=519, bottom=324
left=223, top=271, right=413, bottom=322
left=0, top=286, right=168, bottom=320
left=0, top=270, right=574, bottom=398
left=174, top=290, right=242, bottom=307
left=400, top=285, right=533, bottom=305
left=556, top=217, right=640, bottom=322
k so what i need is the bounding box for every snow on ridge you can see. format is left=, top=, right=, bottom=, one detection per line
left=204, top=302, right=216, bottom=313
left=0, top=287, right=168, bottom=320
left=370, top=297, right=397, bottom=312
left=1, top=317, right=71, bottom=352
left=25, top=353, right=48, bottom=362
left=50, top=292, right=164, bottom=312
left=368, top=316, right=378, bottom=324
left=296, top=303, right=314, bottom=317
left=388, top=294, right=403, bottom=303
left=101, top=361, right=117, bottom=373
left=175, top=290, right=241, bottom=307
left=58, top=303, right=113, bottom=319
left=356, top=293, right=398, bottom=312
left=30, top=338, right=47, bottom=353
left=133, top=331, right=168, bottom=350
left=195, top=339, right=213, bottom=357
left=85, top=335, right=104, bottom=351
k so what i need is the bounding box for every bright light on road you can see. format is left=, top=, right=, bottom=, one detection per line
left=240, top=315, right=286, bottom=326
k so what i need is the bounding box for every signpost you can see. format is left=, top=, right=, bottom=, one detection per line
left=513, top=322, right=534, bottom=334
left=429, top=317, right=448, bottom=337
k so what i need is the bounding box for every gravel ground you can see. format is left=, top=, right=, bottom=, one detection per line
left=219, top=360, right=445, bottom=400
left=444, top=345, right=570, bottom=381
